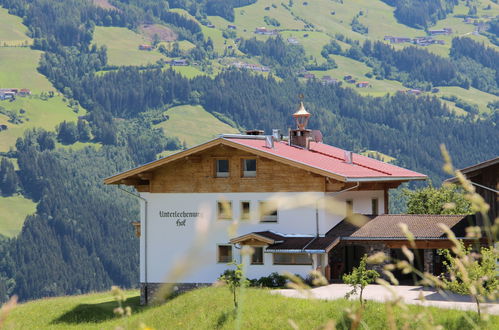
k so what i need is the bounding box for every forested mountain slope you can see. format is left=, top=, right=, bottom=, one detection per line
left=0, top=0, right=497, bottom=302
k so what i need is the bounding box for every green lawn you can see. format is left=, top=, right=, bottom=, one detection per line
left=436, top=86, right=497, bottom=114
left=168, top=65, right=208, bottom=79
left=280, top=30, right=332, bottom=63
left=0, top=96, right=84, bottom=152
left=92, top=26, right=167, bottom=66
left=0, top=47, right=54, bottom=92
left=3, top=287, right=497, bottom=329
left=0, top=7, right=32, bottom=46
left=310, top=54, right=407, bottom=96
left=155, top=104, right=239, bottom=147
left=0, top=194, right=36, bottom=237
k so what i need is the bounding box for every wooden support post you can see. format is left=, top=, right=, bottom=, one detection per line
left=384, top=187, right=389, bottom=214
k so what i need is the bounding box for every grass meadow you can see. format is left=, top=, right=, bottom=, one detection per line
left=0, top=194, right=36, bottom=237
left=0, top=48, right=54, bottom=92
left=0, top=7, right=31, bottom=46
left=92, top=27, right=167, bottom=67
left=3, top=286, right=497, bottom=329
left=0, top=96, right=84, bottom=152
left=155, top=104, right=239, bottom=147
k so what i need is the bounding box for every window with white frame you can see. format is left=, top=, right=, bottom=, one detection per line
left=259, top=201, right=277, bottom=222
left=217, top=201, right=233, bottom=220
left=217, top=245, right=233, bottom=263
left=240, top=201, right=250, bottom=220
left=273, top=253, right=312, bottom=265
left=251, top=247, right=264, bottom=265
left=215, top=159, right=229, bottom=177
left=242, top=158, right=257, bottom=177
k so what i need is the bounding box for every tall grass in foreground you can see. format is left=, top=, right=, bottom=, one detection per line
left=1, top=145, right=497, bottom=329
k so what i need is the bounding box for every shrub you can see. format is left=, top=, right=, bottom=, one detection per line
left=250, top=272, right=287, bottom=288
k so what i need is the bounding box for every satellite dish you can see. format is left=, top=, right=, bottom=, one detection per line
left=311, top=130, right=323, bottom=143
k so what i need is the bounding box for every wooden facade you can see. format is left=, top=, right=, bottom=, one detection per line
left=114, top=144, right=405, bottom=194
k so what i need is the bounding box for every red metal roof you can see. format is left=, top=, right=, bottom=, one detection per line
left=227, top=138, right=426, bottom=181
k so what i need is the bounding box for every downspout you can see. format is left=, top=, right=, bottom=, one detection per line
left=118, top=185, right=148, bottom=304
left=314, top=181, right=360, bottom=238
left=307, top=182, right=361, bottom=274
left=303, top=181, right=360, bottom=254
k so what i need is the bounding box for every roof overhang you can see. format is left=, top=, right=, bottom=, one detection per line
left=229, top=233, right=279, bottom=245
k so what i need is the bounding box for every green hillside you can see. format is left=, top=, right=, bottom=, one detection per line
left=92, top=26, right=168, bottom=66
left=0, top=96, right=84, bottom=152
left=0, top=48, right=54, bottom=92
left=0, top=7, right=32, bottom=46
left=0, top=195, right=36, bottom=237
left=4, top=287, right=496, bottom=329
left=155, top=104, right=239, bottom=148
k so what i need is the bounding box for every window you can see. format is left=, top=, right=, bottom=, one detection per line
left=240, top=201, right=250, bottom=220
left=346, top=199, right=353, bottom=216
left=259, top=201, right=278, bottom=222
left=251, top=247, right=264, bottom=265
left=217, top=201, right=233, bottom=220
left=371, top=198, right=379, bottom=215
left=215, top=159, right=229, bottom=177
left=218, top=245, right=232, bottom=263
left=273, top=253, right=312, bottom=265
left=242, top=158, right=257, bottom=177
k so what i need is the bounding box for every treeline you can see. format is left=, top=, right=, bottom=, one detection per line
left=450, top=37, right=499, bottom=95
left=381, top=0, right=458, bottom=29
left=0, top=130, right=139, bottom=301
left=361, top=40, right=467, bottom=89
left=325, top=36, right=499, bottom=94
left=239, top=36, right=306, bottom=76
left=167, top=0, right=257, bottom=22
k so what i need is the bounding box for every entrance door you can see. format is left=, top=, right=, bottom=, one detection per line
left=344, top=245, right=366, bottom=274
left=390, top=248, right=425, bottom=284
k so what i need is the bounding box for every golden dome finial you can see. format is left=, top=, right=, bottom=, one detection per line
left=293, top=94, right=311, bottom=130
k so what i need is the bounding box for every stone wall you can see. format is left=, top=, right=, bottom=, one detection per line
left=140, top=282, right=211, bottom=305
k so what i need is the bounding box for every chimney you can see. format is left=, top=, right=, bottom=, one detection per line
left=265, top=135, right=274, bottom=148
left=344, top=150, right=353, bottom=164
left=289, top=129, right=312, bottom=149
left=272, top=129, right=281, bottom=141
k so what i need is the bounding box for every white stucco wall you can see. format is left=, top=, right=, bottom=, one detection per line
left=139, top=190, right=384, bottom=284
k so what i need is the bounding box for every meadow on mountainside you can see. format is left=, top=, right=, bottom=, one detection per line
left=0, top=0, right=497, bottom=304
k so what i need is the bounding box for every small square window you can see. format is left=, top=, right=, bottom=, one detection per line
left=346, top=199, right=353, bottom=216
left=241, top=201, right=250, bottom=220
left=260, top=201, right=277, bottom=222
left=242, top=159, right=256, bottom=177
left=218, top=245, right=232, bottom=263
left=217, top=201, right=233, bottom=220
left=371, top=198, right=379, bottom=215
left=216, top=159, right=229, bottom=177
left=251, top=247, right=264, bottom=265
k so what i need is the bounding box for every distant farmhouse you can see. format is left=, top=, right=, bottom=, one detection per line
left=170, top=59, right=189, bottom=66
left=139, top=44, right=153, bottom=51
left=255, top=27, right=278, bottom=35
left=0, top=88, right=31, bottom=100
left=428, top=28, right=452, bottom=36
left=384, top=35, right=446, bottom=46
left=356, top=81, right=369, bottom=88
left=231, top=61, right=270, bottom=72
left=321, top=76, right=338, bottom=85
